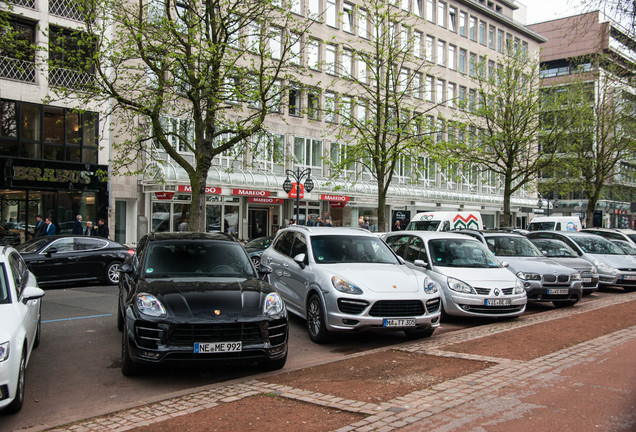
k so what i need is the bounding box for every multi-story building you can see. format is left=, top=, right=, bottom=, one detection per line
left=1, top=0, right=546, bottom=244
left=529, top=11, right=636, bottom=228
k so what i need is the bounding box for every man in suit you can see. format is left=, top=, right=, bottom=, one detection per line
left=45, top=217, right=56, bottom=236
left=84, top=221, right=97, bottom=236
left=72, top=215, right=83, bottom=235
left=33, top=215, right=46, bottom=238
left=97, top=218, right=109, bottom=239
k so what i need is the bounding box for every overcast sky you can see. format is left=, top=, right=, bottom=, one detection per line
left=519, top=0, right=587, bottom=24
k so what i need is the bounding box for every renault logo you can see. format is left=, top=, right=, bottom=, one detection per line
left=494, top=289, right=501, bottom=296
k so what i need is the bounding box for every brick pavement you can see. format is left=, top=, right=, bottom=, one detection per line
left=47, top=292, right=636, bottom=432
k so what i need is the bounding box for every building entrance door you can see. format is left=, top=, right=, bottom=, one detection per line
left=248, top=208, right=268, bottom=240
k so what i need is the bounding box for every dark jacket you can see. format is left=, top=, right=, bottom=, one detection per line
left=33, top=220, right=46, bottom=238
left=97, top=224, right=109, bottom=239
left=72, top=219, right=83, bottom=235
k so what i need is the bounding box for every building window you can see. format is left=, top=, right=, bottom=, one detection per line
left=436, top=79, right=445, bottom=104
left=448, top=44, right=456, bottom=70
left=437, top=40, right=445, bottom=66
left=290, top=32, right=301, bottom=65
left=358, top=9, right=368, bottom=39
left=341, top=49, right=353, bottom=77
left=426, top=36, right=434, bottom=62
left=458, top=86, right=466, bottom=110
left=414, top=31, right=422, bottom=58
left=479, top=21, right=486, bottom=45
left=459, top=11, right=467, bottom=37
left=325, top=92, right=336, bottom=122
left=498, top=29, right=504, bottom=52
left=0, top=19, right=36, bottom=83
left=426, top=0, right=434, bottom=22
left=294, top=137, right=322, bottom=167
left=401, top=0, right=410, bottom=12
left=414, top=0, right=422, bottom=17
left=488, top=25, right=495, bottom=49
left=458, top=48, right=466, bottom=74
left=326, top=0, right=337, bottom=27
left=289, top=86, right=301, bottom=116
left=269, top=27, right=282, bottom=60
left=307, top=91, right=320, bottom=120
left=448, top=6, right=457, bottom=32
left=469, top=16, right=477, bottom=41
left=291, top=0, right=301, bottom=15
left=437, top=2, right=445, bottom=27
left=413, top=73, right=422, bottom=99
left=358, top=56, right=367, bottom=83
left=308, top=0, right=320, bottom=20
left=425, top=75, right=434, bottom=102
left=49, top=26, right=95, bottom=89
left=343, top=3, right=354, bottom=33
left=307, top=39, right=320, bottom=70
left=325, top=44, right=337, bottom=75
left=447, top=82, right=456, bottom=108
left=469, top=52, right=477, bottom=77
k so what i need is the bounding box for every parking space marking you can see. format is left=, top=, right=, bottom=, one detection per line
left=42, top=313, right=112, bottom=323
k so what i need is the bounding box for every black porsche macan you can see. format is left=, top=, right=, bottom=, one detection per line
left=117, top=232, right=288, bottom=376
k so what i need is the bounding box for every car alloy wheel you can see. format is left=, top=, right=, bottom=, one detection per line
left=306, top=294, right=331, bottom=343
left=106, top=261, right=121, bottom=285
left=251, top=256, right=261, bottom=266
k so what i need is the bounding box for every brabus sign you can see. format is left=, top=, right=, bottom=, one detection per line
left=232, top=189, right=270, bottom=197
left=320, top=194, right=350, bottom=202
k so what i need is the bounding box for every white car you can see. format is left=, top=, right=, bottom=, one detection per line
left=0, top=246, right=44, bottom=414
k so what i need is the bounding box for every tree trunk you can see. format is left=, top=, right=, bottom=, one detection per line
left=188, top=160, right=212, bottom=232
left=502, top=179, right=513, bottom=228
left=377, top=177, right=387, bottom=232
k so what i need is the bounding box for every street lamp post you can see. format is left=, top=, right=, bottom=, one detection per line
left=282, top=168, right=314, bottom=225
left=538, top=193, right=559, bottom=217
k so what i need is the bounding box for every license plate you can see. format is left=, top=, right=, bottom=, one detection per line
left=194, top=342, right=242, bottom=353
left=383, top=318, right=416, bottom=327
left=484, top=298, right=511, bottom=306
left=582, top=278, right=592, bottom=283
left=548, top=288, right=569, bottom=295
left=622, top=275, right=636, bottom=280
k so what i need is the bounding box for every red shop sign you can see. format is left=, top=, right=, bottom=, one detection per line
left=288, top=183, right=304, bottom=199
left=177, top=185, right=222, bottom=194
left=233, top=188, right=270, bottom=197
left=154, top=191, right=175, bottom=200
left=249, top=197, right=284, bottom=204
left=330, top=202, right=347, bottom=208
left=320, top=194, right=350, bottom=202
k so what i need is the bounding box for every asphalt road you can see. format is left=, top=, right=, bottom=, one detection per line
left=0, top=284, right=616, bottom=432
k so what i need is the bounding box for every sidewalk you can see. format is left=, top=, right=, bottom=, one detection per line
left=47, top=293, right=636, bottom=432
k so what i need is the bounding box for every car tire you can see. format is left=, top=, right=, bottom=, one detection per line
left=250, top=255, right=261, bottom=267
left=306, top=294, right=331, bottom=344
left=5, top=348, right=26, bottom=414
left=553, top=300, right=577, bottom=308
left=121, top=323, right=142, bottom=377
left=259, top=352, right=288, bottom=371
left=404, top=327, right=435, bottom=339
left=105, top=261, right=121, bottom=285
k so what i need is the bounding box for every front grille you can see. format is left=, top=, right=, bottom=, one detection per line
left=167, top=322, right=264, bottom=346
left=338, top=298, right=369, bottom=315
left=475, top=287, right=490, bottom=295
left=267, top=318, right=287, bottom=347
left=369, top=300, right=425, bottom=317
left=502, top=288, right=514, bottom=295
left=135, top=322, right=163, bottom=349
left=462, top=304, right=525, bottom=314
left=0, top=384, right=8, bottom=401
left=426, top=298, right=440, bottom=313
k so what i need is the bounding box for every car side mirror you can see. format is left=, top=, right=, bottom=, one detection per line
left=119, top=262, right=133, bottom=274
left=413, top=259, right=429, bottom=268
left=541, top=250, right=548, bottom=256
left=45, top=247, right=57, bottom=256
left=293, top=253, right=307, bottom=268
left=501, top=261, right=510, bottom=268
left=257, top=264, right=272, bottom=275
left=21, top=285, right=45, bottom=304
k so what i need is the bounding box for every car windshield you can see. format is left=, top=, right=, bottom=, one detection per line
left=428, top=239, right=501, bottom=268
left=245, top=236, right=272, bottom=250
left=486, top=236, right=543, bottom=257
left=16, top=238, right=51, bottom=254
left=144, top=240, right=255, bottom=278
left=0, top=264, right=9, bottom=304
left=406, top=220, right=440, bottom=231
left=627, top=234, right=636, bottom=243
left=311, top=235, right=398, bottom=264
left=612, top=240, right=636, bottom=255
left=528, top=222, right=555, bottom=231
left=572, top=236, right=625, bottom=255
left=530, top=239, right=578, bottom=257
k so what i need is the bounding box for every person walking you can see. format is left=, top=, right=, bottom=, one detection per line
left=306, top=215, right=315, bottom=227
left=33, top=215, right=46, bottom=238
left=72, top=215, right=83, bottom=235
left=393, top=220, right=402, bottom=231
left=97, top=218, right=109, bottom=239
left=84, top=221, right=97, bottom=236
left=45, top=217, right=56, bottom=236
left=360, top=218, right=370, bottom=230
left=324, top=218, right=333, bottom=227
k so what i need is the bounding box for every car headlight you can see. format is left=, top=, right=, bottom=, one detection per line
left=0, top=341, right=9, bottom=362
left=263, top=292, right=285, bottom=316
left=332, top=276, right=363, bottom=295
left=514, top=278, right=526, bottom=294
left=423, top=276, right=438, bottom=294
left=571, top=272, right=581, bottom=281
left=593, top=259, right=617, bottom=274
left=447, top=277, right=475, bottom=294
left=516, top=271, right=541, bottom=281
left=136, top=293, right=167, bottom=317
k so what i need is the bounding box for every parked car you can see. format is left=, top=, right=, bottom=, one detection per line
left=528, top=237, right=600, bottom=293
left=382, top=231, right=527, bottom=318
left=261, top=226, right=441, bottom=343
left=244, top=236, right=274, bottom=266
left=0, top=224, right=20, bottom=247
left=0, top=245, right=44, bottom=414
left=456, top=230, right=583, bottom=307
left=16, top=236, right=134, bottom=286
left=118, top=232, right=287, bottom=376
left=581, top=228, right=636, bottom=244
left=526, top=231, right=636, bottom=292
left=611, top=239, right=636, bottom=255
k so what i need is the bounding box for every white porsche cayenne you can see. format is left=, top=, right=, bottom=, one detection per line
left=0, top=245, right=44, bottom=414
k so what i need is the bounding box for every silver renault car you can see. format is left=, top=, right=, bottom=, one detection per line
left=382, top=231, right=527, bottom=318
left=261, top=226, right=441, bottom=343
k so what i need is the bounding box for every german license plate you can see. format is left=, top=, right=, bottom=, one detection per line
left=383, top=318, right=416, bottom=327
left=582, top=278, right=592, bottom=283
left=548, top=288, right=569, bottom=295
left=194, top=342, right=242, bottom=353
left=622, top=275, right=636, bottom=280
left=484, top=298, right=511, bottom=306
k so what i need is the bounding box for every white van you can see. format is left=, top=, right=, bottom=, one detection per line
left=405, top=212, right=484, bottom=232
left=527, top=216, right=582, bottom=232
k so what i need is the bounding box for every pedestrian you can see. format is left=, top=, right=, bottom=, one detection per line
left=178, top=218, right=189, bottom=231
left=45, top=217, right=56, bottom=236
left=315, top=217, right=323, bottom=227
left=360, top=218, right=370, bottom=230
left=324, top=218, right=333, bottom=227
left=97, top=218, right=109, bottom=239
left=84, top=221, right=96, bottom=236
left=72, top=215, right=83, bottom=235
left=306, top=215, right=315, bottom=227
left=33, top=214, right=46, bottom=238
left=393, top=220, right=402, bottom=231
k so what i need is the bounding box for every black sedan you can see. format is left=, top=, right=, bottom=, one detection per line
left=244, top=235, right=274, bottom=266
left=117, top=232, right=288, bottom=376
left=16, top=235, right=134, bottom=286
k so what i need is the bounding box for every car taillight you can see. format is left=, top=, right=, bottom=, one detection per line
left=127, top=249, right=135, bottom=255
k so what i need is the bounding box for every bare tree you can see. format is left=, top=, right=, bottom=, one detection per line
left=47, top=0, right=313, bottom=231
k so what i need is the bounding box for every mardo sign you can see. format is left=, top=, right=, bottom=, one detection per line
left=320, top=194, right=350, bottom=202
left=233, top=188, right=270, bottom=197
left=177, top=185, right=222, bottom=194
left=249, top=197, right=283, bottom=204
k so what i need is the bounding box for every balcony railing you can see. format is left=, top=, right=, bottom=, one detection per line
left=50, top=0, right=85, bottom=21
left=8, top=0, right=36, bottom=9
left=0, top=56, right=36, bottom=83
left=49, top=67, right=95, bottom=90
